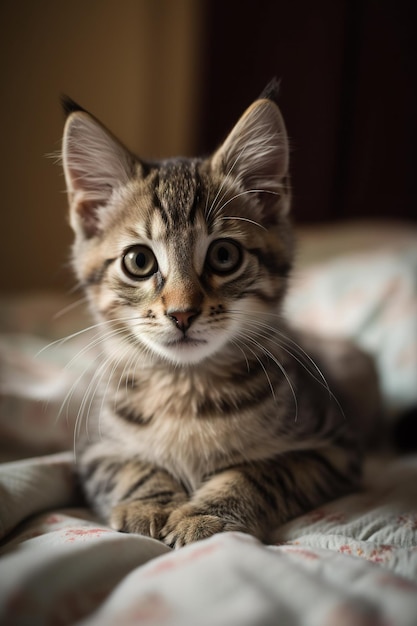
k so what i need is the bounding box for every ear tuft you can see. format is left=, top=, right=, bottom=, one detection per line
left=258, top=77, right=281, bottom=105
left=60, top=94, right=87, bottom=117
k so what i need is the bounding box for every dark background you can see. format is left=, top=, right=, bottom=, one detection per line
left=0, top=0, right=415, bottom=292
left=198, top=0, right=416, bottom=223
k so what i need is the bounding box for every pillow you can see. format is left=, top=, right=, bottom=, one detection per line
left=286, top=222, right=417, bottom=414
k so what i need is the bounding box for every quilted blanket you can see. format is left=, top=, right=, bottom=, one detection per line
left=1, top=221, right=416, bottom=625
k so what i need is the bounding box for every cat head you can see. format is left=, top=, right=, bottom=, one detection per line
left=61, top=80, right=293, bottom=366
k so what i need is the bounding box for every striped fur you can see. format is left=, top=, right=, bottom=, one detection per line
left=62, top=84, right=377, bottom=547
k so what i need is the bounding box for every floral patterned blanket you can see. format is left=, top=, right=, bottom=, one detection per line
left=1, top=221, right=416, bottom=625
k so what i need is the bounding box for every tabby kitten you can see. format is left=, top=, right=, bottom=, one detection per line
left=62, top=81, right=362, bottom=548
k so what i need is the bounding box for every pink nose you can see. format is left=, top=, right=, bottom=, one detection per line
left=167, top=309, right=200, bottom=332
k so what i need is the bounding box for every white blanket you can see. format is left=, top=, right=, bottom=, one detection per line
left=0, top=453, right=416, bottom=625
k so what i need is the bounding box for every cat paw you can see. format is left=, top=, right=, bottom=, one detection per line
left=110, top=501, right=173, bottom=539
left=161, top=506, right=246, bottom=548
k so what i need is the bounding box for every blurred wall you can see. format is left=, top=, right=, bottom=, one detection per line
left=198, top=0, right=417, bottom=225
left=0, top=0, right=204, bottom=293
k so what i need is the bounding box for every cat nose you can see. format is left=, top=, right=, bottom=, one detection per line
left=167, top=309, right=200, bottom=332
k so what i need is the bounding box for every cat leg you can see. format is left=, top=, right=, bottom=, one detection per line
left=161, top=444, right=360, bottom=548
left=78, top=455, right=188, bottom=539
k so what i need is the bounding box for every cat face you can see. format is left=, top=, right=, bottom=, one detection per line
left=61, top=86, right=293, bottom=366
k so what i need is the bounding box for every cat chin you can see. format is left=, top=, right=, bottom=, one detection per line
left=142, top=336, right=227, bottom=366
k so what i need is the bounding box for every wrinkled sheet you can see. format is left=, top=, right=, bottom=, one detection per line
left=0, top=452, right=416, bottom=625
left=1, top=221, right=417, bottom=625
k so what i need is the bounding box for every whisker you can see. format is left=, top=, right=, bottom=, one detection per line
left=64, top=325, right=132, bottom=370
left=53, top=296, right=88, bottom=320
left=75, top=357, right=121, bottom=457
left=221, top=216, right=267, bottom=230
left=115, top=342, right=139, bottom=405
left=74, top=351, right=109, bottom=450
left=75, top=330, right=142, bottom=452
left=241, top=317, right=330, bottom=393
left=204, top=180, right=212, bottom=215
left=244, top=339, right=276, bottom=402
left=229, top=338, right=250, bottom=372
left=97, top=338, right=136, bottom=440
left=216, top=188, right=278, bottom=222
left=35, top=317, right=133, bottom=357
left=52, top=321, right=144, bottom=459
left=55, top=352, right=103, bottom=456
left=229, top=309, right=345, bottom=419
left=206, top=144, right=248, bottom=220
left=243, top=332, right=298, bottom=420
left=229, top=309, right=329, bottom=388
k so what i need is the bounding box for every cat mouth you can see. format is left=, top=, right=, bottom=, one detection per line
left=165, top=337, right=207, bottom=347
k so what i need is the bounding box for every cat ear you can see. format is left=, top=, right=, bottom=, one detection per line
left=62, top=101, right=136, bottom=238
left=212, top=97, right=290, bottom=217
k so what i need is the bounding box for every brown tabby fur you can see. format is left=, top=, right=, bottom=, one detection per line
left=61, top=81, right=375, bottom=548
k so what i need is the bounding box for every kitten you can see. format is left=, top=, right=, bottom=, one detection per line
left=61, top=80, right=367, bottom=548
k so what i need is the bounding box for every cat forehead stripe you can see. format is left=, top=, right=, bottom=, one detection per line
left=155, top=160, right=200, bottom=227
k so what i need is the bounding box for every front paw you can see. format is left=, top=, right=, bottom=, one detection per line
left=110, top=501, right=174, bottom=539
left=161, top=505, right=246, bottom=548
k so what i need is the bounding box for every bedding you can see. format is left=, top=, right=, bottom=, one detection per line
left=1, top=220, right=416, bottom=625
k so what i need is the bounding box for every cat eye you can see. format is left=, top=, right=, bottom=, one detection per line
left=206, top=239, right=242, bottom=274
left=122, top=245, right=158, bottom=279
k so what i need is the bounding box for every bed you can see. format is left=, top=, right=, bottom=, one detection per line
left=1, top=220, right=416, bottom=625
